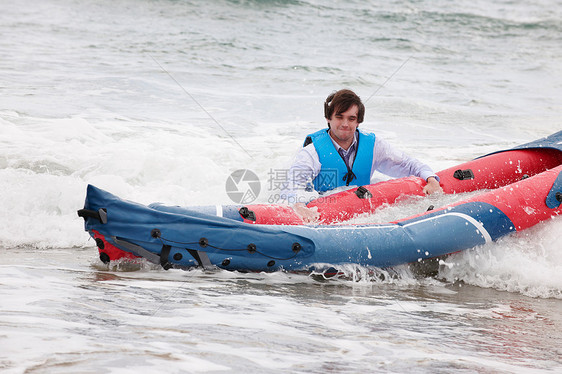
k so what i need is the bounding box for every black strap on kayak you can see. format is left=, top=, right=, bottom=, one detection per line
left=111, top=236, right=161, bottom=264
left=160, top=245, right=172, bottom=270
left=186, top=249, right=213, bottom=269
left=77, top=208, right=107, bottom=224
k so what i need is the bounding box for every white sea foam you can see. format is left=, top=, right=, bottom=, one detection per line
left=439, top=217, right=562, bottom=299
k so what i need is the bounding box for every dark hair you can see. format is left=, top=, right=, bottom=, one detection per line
left=324, top=89, right=365, bottom=124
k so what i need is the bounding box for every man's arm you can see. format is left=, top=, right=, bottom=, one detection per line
left=373, top=137, right=442, bottom=194
left=281, top=145, right=322, bottom=222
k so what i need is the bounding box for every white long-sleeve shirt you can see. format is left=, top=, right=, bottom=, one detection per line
left=282, top=132, right=437, bottom=204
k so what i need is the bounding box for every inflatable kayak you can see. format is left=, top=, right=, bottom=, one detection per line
left=78, top=131, right=562, bottom=272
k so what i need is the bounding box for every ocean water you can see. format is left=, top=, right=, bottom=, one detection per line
left=1, top=0, right=561, bottom=372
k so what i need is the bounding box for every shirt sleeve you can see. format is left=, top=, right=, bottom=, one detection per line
left=372, top=137, right=438, bottom=182
left=281, top=144, right=321, bottom=204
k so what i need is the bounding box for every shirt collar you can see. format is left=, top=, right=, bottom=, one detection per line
left=329, top=130, right=358, bottom=154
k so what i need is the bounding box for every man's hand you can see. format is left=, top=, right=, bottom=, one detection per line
left=292, top=203, right=320, bottom=223
left=423, top=176, right=443, bottom=195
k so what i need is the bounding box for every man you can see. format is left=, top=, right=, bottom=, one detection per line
left=285, top=89, right=442, bottom=222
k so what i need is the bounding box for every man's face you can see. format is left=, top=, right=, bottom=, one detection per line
left=328, top=104, right=359, bottom=148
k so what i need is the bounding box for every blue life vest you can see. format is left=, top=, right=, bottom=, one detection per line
left=303, top=129, right=375, bottom=192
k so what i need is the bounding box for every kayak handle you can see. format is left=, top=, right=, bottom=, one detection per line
left=77, top=208, right=107, bottom=224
